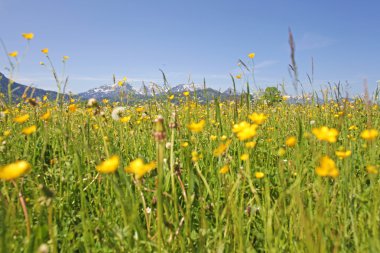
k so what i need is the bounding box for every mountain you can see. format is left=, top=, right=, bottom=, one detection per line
left=0, top=72, right=62, bottom=103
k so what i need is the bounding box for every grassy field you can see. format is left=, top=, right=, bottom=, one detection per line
left=1, top=37, right=380, bottom=252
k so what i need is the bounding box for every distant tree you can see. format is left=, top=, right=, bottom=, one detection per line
left=262, top=87, right=282, bottom=105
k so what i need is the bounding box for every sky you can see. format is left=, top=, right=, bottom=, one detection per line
left=0, top=0, right=379, bottom=95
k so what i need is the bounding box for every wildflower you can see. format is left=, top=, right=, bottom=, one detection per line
left=125, top=158, right=156, bottom=179
left=136, top=106, right=144, bottom=113
left=13, top=114, right=29, bottom=123
left=183, top=91, right=190, bottom=97
left=68, top=104, right=77, bottom=112
left=120, top=116, right=131, bottom=123
left=220, top=135, right=227, bottom=141
left=255, top=172, right=264, bottom=179
left=213, top=140, right=231, bottom=157
left=282, top=95, right=290, bottom=101
left=348, top=125, right=358, bottom=131
left=22, top=33, right=34, bottom=40
left=236, top=124, right=258, bottom=141
left=102, top=99, right=109, bottom=104
left=335, top=150, right=352, bottom=159
left=360, top=129, right=378, bottom=141
left=181, top=142, right=189, bottom=148
left=315, top=156, right=339, bottom=178
left=63, top=56, right=69, bottom=61
left=8, top=51, right=18, bottom=58
left=169, top=94, right=175, bottom=100
left=40, top=110, right=51, bottom=121
left=0, top=161, right=31, bottom=180
left=232, top=121, right=251, bottom=133
left=278, top=148, right=286, bottom=156
left=111, top=107, right=126, bottom=121
left=191, top=151, right=202, bottom=162
left=187, top=120, right=206, bottom=133
left=3, top=130, right=11, bottom=137
left=42, top=95, right=48, bottom=101
left=96, top=155, right=119, bottom=174
left=312, top=126, right=339, bottom=143
left=41, top=48, right=49, bottom=54
left=235, top=74, right=242, bottom=79
left=22, top=125, right=37, bottom=135
left=245, top=141, right=256, bottom=148
left=219, top=165, right=229, bottom=174
left=248, top=113, right=267, bottom=125
left=87, top=98, right=98, bottom=107
left=240, top=153, right=249, bottom=161
left=248, top=53, right=255, bottom=59
left=210, top=135, right=217, bottom=141
left=367, top=165, right=378, bottom=174
left=285, top=136, right=297, bottom=147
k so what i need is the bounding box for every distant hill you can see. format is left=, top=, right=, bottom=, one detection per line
left=0, top=72, right=62, bottom=102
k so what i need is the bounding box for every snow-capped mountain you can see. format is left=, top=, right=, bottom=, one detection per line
left=170, top=83, right=203, bottom=93
left=78, top=83, right=136, bottom=100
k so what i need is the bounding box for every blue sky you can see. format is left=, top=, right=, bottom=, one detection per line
left=0, top=0, right=379, bottom=95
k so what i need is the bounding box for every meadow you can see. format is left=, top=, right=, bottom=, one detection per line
left=1, top=35, right=380, bottom=252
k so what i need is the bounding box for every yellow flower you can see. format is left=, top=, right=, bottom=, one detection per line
left=278, top=148, right=286, bottom=156
left=245, top=141, right=256, bottom=148
left=63, top=56, right=69, bottom=61
left=248, top=112, right=267, bottom=125
left=232, top=121, right=251, bottom=133
left=0, top=161, right=31, bottom=180
left=13, top=114, right=30, bottom=123
left=125, top=158, right=156, bottom=179
left=120, top=116, right=131, bottom=123
left=219, top=165, right=229, bottom=174
left=43, top=95, right=48, bottom=101
left=169, top=94, right=175, bottom=100
left=285, top=136, right=297, bottom=147
left=181, top=142, right=189, bottom=148
left=255, top=172, right=264, bottom=179
left=236, top=124, right=258, bottom=141
left=22, top=33, right=34, bottom=40
left=40, top=110, right=51, bottom=121
left=315, top=156, right=339, bottom=178
left=102, top=99, right=109, bottom=104
left=312, top=126, right=339, bottom=143
left=8, top=51, right=18, bottom=57
left=367, top=165, right=378, bottom=174
left=187, top=120, right=206, bottom=133
left=248, top=53, right=255, bottom=59
left=41, top=48, right=49, bottom=54
left=210, top=135, right=217, bottom=141
left=335, top=150, right=352, bottom=159
left=213, top=140, right=231, bottom=157
left=68, top=104, right=77, bottom=112
left=191, top=151, right=202, bottom=162
left=136, top=106, right=144, bottom=113
left=235, top=74, right=242, bottom=79
left=22, top=125, right=37, bottom=135
left=360, top=129, right=378, bottom=141
left=348, top=125, right=358, bottom=131
left=240, top=153, right=249, bottom=161
left=3, top=130, right=11, bottom=137
left=183, top=91, right=190, bottom=97
left=220, top=135, right=227, bottom=141
left=96, top=155, right=119, bottom=174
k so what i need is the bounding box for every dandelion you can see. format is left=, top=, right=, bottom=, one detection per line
left=3, top=130, right=11, bottom=137
left=22, top=33, right=34, bottom=40
left=360, top=129, right=378, bottom=141
left=8, top=51, right=18, bottom=58
left=14, top=114, right=29, bottom=123
left=348, top=125, right=358, bottom=131
left=96, top=155, right=119, bottom=174
left=169, top=94, right=175, bottom=100
left=219, top=165, right=229, bottom=174
left=248, top=113, right=267, bottom=125
left=187, top=120, right=206, bottom=133
left=255, top=172, right=264, bottom=179
left=335, top=150, right=352, bottom=159
left=240, top=153, right=249, bottom=161
left=366, top=165, right=378, bottom=174
left=40, top=110, right=51, bottom=121
left=315, top=156, right=339, bottom=178
left=22, top=125, right=37, bottom=135
left=245, top=141, right=256, bottom=148
left=213, top=140, right=231, bottom=157
left=191, top=151, right=202, bottom=162
left=0, top=161, right=31, bottom=180
left=87, top=98, right=98, bottom=107
left=181, top=142, right=189, bottom=148
left=125, top=158, right=156, bottom=179
left=312, top=126, right=339, bottom=143
left=68, top=104, right=77, bottom=112
left=41, top=48, right=49, bottom=54
left=248, top=53, right=255, bottom=59
left=183, top=91, right=190, bottom=97
left=120, top=116, right=131, bottom=123
left=210, top=135, right=217, bottom=141
left=278, top=148, right=286, bottom=156
left=236, top=124, right=258, bottom=141
left=63, top=56, right=69, bottom=61
left=235, top=74, right=242, bottom=79
left=285, top=136, right=297, bottom=147
left=136, top=106, right=144, bottom=113
left=111, top=107, right=126, bottom=121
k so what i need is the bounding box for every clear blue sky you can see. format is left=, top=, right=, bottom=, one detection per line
left=1, top=0, right=379, bottom=95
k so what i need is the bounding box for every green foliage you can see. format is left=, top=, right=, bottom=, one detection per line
left=262, top=86, right=283, bottom=105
